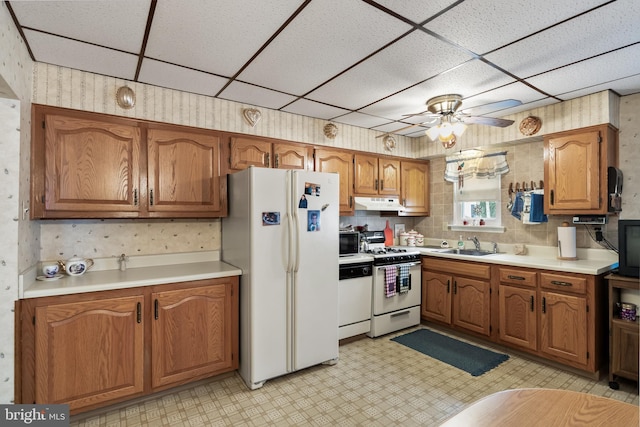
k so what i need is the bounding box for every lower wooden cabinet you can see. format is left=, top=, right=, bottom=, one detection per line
left=18, top=277, right=239, bottom=414
left=607, top=274, right=640, bottom=387
left=151, top=284, right=236, bottom=389
left=422, top=258, right=491, bottom=336
left=422, top=257, right=608, bottom=377
left=34, top=295, right=145, bottom=410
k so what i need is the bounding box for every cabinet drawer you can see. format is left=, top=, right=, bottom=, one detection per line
left=423, top=258, right=490, bottom=279
left=540, top=273, right=586, bottom=294
left=499, top=268, right=537, bottom=287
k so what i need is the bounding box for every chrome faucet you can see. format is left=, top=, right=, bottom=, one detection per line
left=492, top=242, right=499, bottom=253
left=119, top=253, right=129, bottom=271
left=468, top=236, right=481, bottom=251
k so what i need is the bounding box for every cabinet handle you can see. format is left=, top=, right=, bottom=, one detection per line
left=550, top=189, right=554, bottom=205
left=149, top=189, right=154, bottom=206
left=391, top=310, right=410, bottom=318
left=446, top=279, right=450, bottom=293
left=542, top=297, right=546, bottom=313
left=133, top=189, right=138, bottom=206
left=374, top=179, right=378, bottom=190
left=454, top=281, right=457, bottom=294
left=154, top=299, right=159, bottom=320
left=380, top=180, right=384, bottom=190
left=530, top=296, right=534, bottom=312
left=349, top=196, right=353, bottom=208
left=508, top=275, right=525, bottom=280
left=275, top=153, right=279, bottom=168
left=265, top=153, right=270, bottom=167
left=550, top=280, right=572, bottom=287
left=136, top=302, right=141, bottom=323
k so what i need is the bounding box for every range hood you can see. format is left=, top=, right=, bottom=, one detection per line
left=354, top=197, right=405, bottom=212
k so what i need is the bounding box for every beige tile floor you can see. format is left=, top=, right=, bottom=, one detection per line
left=70, top=325, right=639, bottom=426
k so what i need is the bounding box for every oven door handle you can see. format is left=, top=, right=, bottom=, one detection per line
left=373, top=261, right=420, bottom=271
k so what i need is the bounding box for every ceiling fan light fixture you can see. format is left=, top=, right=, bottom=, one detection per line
left=426, top=116, right=467, bottom=149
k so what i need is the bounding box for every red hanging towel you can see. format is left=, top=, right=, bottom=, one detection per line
left=385, top=266, right=396, bottom=298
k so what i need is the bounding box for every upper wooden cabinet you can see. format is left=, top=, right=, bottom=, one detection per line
left=228, top=136, right=312, bottom=172
left=33, top=109, right=142, bottom=216
left=147, top=127, right=222, bottom=215
left=31, top=105, right=227, bottom=219
left=399, top=160, right=430, bottom=216
left=354, top=154, right=400, bottom=196
left=314, top=148, right=354, bottom=216
left=544, top=124, right=618, bottom=215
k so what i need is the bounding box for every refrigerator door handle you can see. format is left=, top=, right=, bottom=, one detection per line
left=291, top=171, right=301, bottom=273
left=286, top=171, right=295, bottom=273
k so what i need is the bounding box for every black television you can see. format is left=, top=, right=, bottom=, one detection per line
left=618, top=219, right=640, bottom=278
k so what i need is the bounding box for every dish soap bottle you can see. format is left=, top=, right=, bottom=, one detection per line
left=384, top=220, right=393, bottom=247
left=457, top=235, right=464, bottom=253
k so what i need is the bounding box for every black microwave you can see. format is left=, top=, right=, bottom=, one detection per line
left=339, top=231, right=360, bottom=256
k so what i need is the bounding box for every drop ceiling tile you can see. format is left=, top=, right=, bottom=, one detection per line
left=425, top=0, right=610, bottom=54
left=219, top=81, right=297, bottom=110
left=138, top=59, right=228, bottom=96
left=360, top=59, right=515, bottom=119
left=461, top=82, right=546, bottom=113
left=10, top=0, right=149, bottom=52
left=282, top=99, right=350, bottom=120
left=23, top=30, right=138, bottom=80
left=559, top=74, right=640, bottom=99
left=306, top=31, right=473, bottom=110
left=238, top=0, right=412, bottom=95
left=526, top=44, right=640, bottom=98
left=486, top=0, right=640, bottom=78
left=146, top=0, right=304, bottom=76
left=332, top=112, right=392, bottom=129
left=372, top=0, right=461, bottom=24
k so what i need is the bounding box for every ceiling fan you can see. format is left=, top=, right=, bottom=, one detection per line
left=378, top=94, right=521, bottom=148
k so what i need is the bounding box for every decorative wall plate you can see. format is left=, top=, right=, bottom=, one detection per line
left=323, top=123, right=338, bottom=139
left=519, top=116, right=542, bottom=136
left=382, top=135, right=396, bottom=151
left=243, top=108, right=262, bottom=127
left=116, top=86, right=135, bottom=109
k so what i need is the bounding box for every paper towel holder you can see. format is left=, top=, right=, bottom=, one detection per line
left=557, top=221, right=578, bottom=260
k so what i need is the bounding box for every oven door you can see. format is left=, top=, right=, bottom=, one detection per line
left=372, top=262, right=421, bottom=316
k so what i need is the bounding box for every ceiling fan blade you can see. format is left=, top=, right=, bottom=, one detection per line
left=462, top=99, right=522, bottom=116
left=461, top=115, right=515, bottom=127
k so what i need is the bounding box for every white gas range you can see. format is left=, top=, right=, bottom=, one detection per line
left=360, top=231, right=422, bottom=337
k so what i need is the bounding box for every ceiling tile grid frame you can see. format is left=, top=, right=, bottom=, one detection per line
left=235, top=0, right=413, bottom=95
left=31, top=63, right=416, bottom=158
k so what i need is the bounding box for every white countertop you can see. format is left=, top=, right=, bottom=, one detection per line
left=412, top=243, right=618, bottom=275
left=20, top=251, right=242, bottom=299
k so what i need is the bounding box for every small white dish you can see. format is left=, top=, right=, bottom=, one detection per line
left=36, top=274, right=64, bottom=281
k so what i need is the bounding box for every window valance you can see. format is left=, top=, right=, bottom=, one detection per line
left=444, top=150, right=509, bottom=183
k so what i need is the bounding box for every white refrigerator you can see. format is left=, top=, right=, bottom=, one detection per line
left=222, top=167, right=339, bottom=390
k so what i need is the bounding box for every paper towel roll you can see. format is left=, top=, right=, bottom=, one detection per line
left=557, top=223, right=577, bottom=260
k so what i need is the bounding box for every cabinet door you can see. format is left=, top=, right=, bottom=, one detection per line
left=611, top=321, right=640, bottom=379
left=314, top=148, right=354, bottom=215
left=152, top=283, right=236, bottom=389
left=229, top=136, right=272, bottom=170
left=400, top=160, right=430, bottom=215
left=422, top=270, right=452, bottom=323
left=499, top=285, right=537, bottom=350
left=35, top=295, right=144, bottom=411
left=540, top=291, right=588, bottom=365
left=452, top=276, right=491, bottom=336
left=379, top=158, right=400, bottom=195
left=273, top=141, right=312, bottom=170
left=43, top=114, right=141, bottom=214
left=545, top=129, right=601, bottom=212
left=354, top=153, right=379, bottom=195
left=147, top=128, right=222, bottom=215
